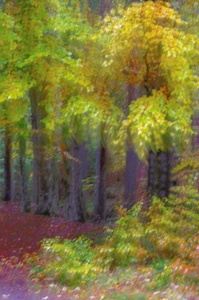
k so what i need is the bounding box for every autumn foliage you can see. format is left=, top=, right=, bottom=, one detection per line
left=0, top=0, right=199, bottom=298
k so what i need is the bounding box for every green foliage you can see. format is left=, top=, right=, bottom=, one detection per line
left=173, top=152, right=199, bottom=173
left=99, top=191, right=199, bottom=267
left=127, top=90, right=170, bottom=159
left=108, top=293, right=136, bottom=300
left=99, top=1, right=199, bottom=159
left=145, top=195, right=199, bottom=260
left=32, top=170, right=199, bottom=287
left=171, top=151, right=199, bottom=211
left=35, top=236, right=104, bottom=287
left=1, top=0, right=198, bottom=180
left=148, top=265, right=174, bottom=290
left=97, top=203, right=147, bottom=267
left=0, top=9, right=17, bottom=64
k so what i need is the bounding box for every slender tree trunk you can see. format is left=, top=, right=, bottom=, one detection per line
left=4, top=126, right=12, bottom=202
left=124, top=84, right=145, bottom=208
left=147, top=150, right=156, bottom=202
left=93, top=145, right=106, bottom=221
left=61, top=152, right=72, bottom=220
left=48, top=156, right=59, bottom=216
left=79, top=142, right=89, bottom=212
left=124, top=149, right=139, bottom=209
left=19, top=135, right=30, bottom=212
left=70, top=139, right=85, bottom=222
left=156, top=151, right=161, bottom=197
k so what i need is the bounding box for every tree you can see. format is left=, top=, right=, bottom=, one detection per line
left=100, top=1, right=198, bottom=203
left=0, top=6, right=26, bottom=202
left=2, top=0, right=97, bottom=217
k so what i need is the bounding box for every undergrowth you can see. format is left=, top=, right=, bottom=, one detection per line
left=28, top=159, right=199, bottom=291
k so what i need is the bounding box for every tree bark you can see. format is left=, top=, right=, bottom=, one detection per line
left=70, top=139, right=85, bottom=222
left=147, top=150, right=156, bottom=202
left=48, top=156, right=59, bottom=216
left=3, top=126, right=12, bottom=202
left=30, top=87, right=55, bottom=215
left=124, top=148, right=139, bottom=209
left=93, top=145, right=106, bottom=221
left=79, top=142, right=89, bottom=212
left=99, top=0, right=110, bottom=18
left=147, top=150, right=171, bottom=201
left=159, top=151, right=170, bottom=198
left=18, top=135, right=30, bottom=212
left=124, top=84, right=145, bottom=208
left=61, top=151, right=72, bottom=220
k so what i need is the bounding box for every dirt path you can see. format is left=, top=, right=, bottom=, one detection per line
left=0, top=260, right=73, bottom=300
left=0, top=202, right=102, bottom=299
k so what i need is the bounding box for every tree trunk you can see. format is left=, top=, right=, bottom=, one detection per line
left=147, top=150, right=156, bottom=203
left=159, top=151, right=170, bottom=198
left=147, top=150, right=171, bottom=201
left=48, top=156, right=59, bottom=216
left=30, top=88, right=54, bottom=215
left=61, top=152, right=72, bottom=220
left=3, top=126, right=12, bottom=202
left=93, top=145, right=106, bottom=221
left=19, top=135, right=30, bottom=212
left=124, top=84, right=145, bottom=208
left=124, top=148, right=139, bottom=209
left=61, top=140, right=86, bottom=222
left=79, top=142, right=89, bottom=212
left=99, top=0, right=110, bottom=18
left=70, top=139, right=85, bottom=222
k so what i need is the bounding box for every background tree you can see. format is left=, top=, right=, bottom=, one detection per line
left=99, top=1, right=198, bottom=204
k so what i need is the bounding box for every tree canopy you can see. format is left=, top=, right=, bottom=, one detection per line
left=0, top=0, right=198, bottom=218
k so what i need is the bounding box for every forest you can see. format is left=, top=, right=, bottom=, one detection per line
left=0, top=0, right=199, bottom=299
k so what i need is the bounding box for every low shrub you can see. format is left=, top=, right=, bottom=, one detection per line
left=31, top=236, right=104, bottom=287
left=144, top=196, right=199, bottom=262
left=30, top=184, right=199, bottom=288
left=97, top=203, right=148, bottom=267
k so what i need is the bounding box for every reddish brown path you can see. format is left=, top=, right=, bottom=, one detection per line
left=0, top=202, right=102, bottom=299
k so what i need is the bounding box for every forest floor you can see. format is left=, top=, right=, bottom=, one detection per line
left=0, top=201, right=199, bottom=300
left=0, top=201, right=103, bottom=299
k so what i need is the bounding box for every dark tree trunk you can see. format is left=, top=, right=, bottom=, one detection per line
left=79, top=142, right=89, bottom=212
left=61, top=152, right=72, bottom=220
left=159, top=151, right=170, bottom=198
left=124, top=84, right=145, bottom=208
left=19, top=135, right=30, bottom=212
left=70, top=139, right=85, bottom=222
left=93, top=146, right=106, bottom=221
left=4, top=126, right=12, bottom=202
left=147, top=150, right=171, bottom=201
left=147, top=150, right=156, bottom=202
left=61, top=140, right=86, bottom=222
left=48, top=156, right=59, bottom=216
left=124, top=149, right=139, bottom=209
left=30, top=88, right=54, bottom=215
left=99, top=0, right=110, bottom=18
left=156, top=151, right=161, bottom=197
